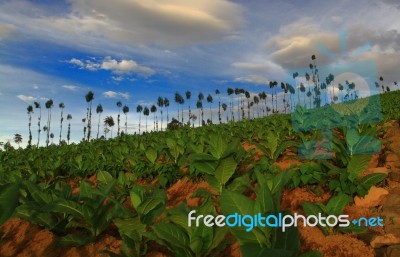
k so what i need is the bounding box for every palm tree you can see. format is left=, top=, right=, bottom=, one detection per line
left=50, top=133, right=54, bottom=145
left=34, top=101, right=41, bottom=147
left=198, top=92, right=204, bottom=125
left=227, top=88, right=234, bottom=121
left=185, top=91, right=191, bottom=126
left=14, top=133, right=22, bottom=147
left=253, top=96, right=260, bottom=118
left=206, top=94, right=213, bottom=123
left=85, top=91, right=94, bottom=141
left=174, top=92, right=182, bottom=123
left=292, top=72, right=299, bottom=105
left=116, top=101, right=122, bottom=136
left=96, top=104, right=103, bottom=139
left=338, top=83, right=344, bottom=102
left=379, top=76, right=384, bottom=94
left=215, top=89, right=221, bottom=123
left=58, top=102, right=65, bottom=144
left=150, top=105, right=157, bottom=131
left=27, top=105, right=33, bottom=147
left=82, top=118, right=87, bottom=140
left=45, top=99, right=53, bottom=147
left=67, top=114, right=72, bottom=144
left=143, top=107, right=150, bottom=132
left=306, top=90, right=312, bottom=109
left=164, top=98, right=170, bottom=124
left=300, top=82, right=306, bottom=106
left=234, top=88, right=241, bottom=120
left=269, top=82, right=275, bottom=113
left=196, top=100, right=203, bottom=127
left=104, top=116, right=115, bottom=138
left=123, top=105, right=129, bottom=134
left=157, top=97, right=164, bottom=131
left=244, top=91, right=251, bottom=118
left=222, top=103, right=228, bottom=122
left=136, top=105, right=143, bottom=134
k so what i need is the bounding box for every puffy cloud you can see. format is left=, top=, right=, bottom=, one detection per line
left=17, top=94, right=36, bottom=103
left=67, top=57, right=155, bottom=77
left=103, top=91, right=130, bottom=100
left=264, top=18, right=400, bottom=83
left=0, top=0, right=243, bottom=50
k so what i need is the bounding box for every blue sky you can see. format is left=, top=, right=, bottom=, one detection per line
left=0, top=0, right=399, bottom=146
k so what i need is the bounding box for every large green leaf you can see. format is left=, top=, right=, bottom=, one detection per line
left=214, top=156, right=237, bottom=190
left=57, top=234, right=95, bottom=247
left=152, top=220, right=190, bottom=249
left=114, top=217, right=146, bottom=241
left=145, top=147, right=158, bottom=163
left=347, top=155, right=372, bottom=182
left=0, top=182, right=20, bottom=225
left=358, top=173, right=387, bottom=188
left=97, top=170, right=113, bottom=184
left=326, top=194, right=350, bottom=216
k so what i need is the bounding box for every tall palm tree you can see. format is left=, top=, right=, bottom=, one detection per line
left=244, top=91, right=251, bottom=118
left=116, top=101, right=122, bottom=136
left=253, top=96, right=260, bottom=118
left=82, top=118, right=87, bottom=140
left=157, top=97, right=164, bottom=131
left=164, top=98, right=170, bottom=124
left=206, top=94, right=213, bottom=123
left=174, top=92, right=183, bottom=123
left=227, top=88, right=234, bottom=121
left=379, top=76, right=384, bottom=94
left=307, top=89, right=312, bottom=109
left=198, top=92, right=204, bottom=125
left=269, top=81, right=275, bottom=113
left=45, top=99, right=53, bottom=147
left=136, top=105, right=143, bottom=134
left=222, top=103, right=228, bottom=122
left=123, top=105, right=129, bottom=134
left=96, top=104, right=103, bottom=139
left=280, top=83, right=288, bottom=113
left=234, top=88, right=241, bottom=120
left=34, top=101, right=41, bottom=147
left=338, top=83, right=344, bottom=102
left=85, top=91, right=94, bottom=141
left=143, top=107, right=150, bottom=132
left=27, top=105, right=33, bottom=148
left=67, top=114, right=72, bottom=144
left=292, top=72, right=299, bottom=106
left=196, top=100, right=203, bottom=127
left=150, top=105, right=157, bottom=131
left=215, top=89, right=221, bottom=124
left=58, top=102, right=65, bottom=144
left=300, top=82, right=306, bottom=106
left=185, top=91, right=191, bottom=126
left=104, top=116, right=115, bottom=138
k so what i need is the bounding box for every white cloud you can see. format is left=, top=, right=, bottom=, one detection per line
left=17, top=94, right=36, bottom=103
left=101, top=57, right=155, bottom=76
left=62, top=85, right=80, bottom=91
left=67, top=57, right=155, bottom=77
left=0, top=23, right=14, bottom=40
left=234, top=75, right=268, bottom=85
left=103, top=91, right=130, bottom=100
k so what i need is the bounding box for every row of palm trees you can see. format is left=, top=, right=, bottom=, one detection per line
left=22, top=55, right=398, bottom=147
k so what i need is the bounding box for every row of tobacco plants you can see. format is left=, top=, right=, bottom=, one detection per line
left=0, top=90, right=399, bottom=256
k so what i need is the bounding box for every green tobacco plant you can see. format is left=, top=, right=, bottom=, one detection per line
left=221, top=170, right=321, bottom=257
left=15, top=171, right=130, bottom=246
left=190, top=138, right=244, bottom=193
left=302, top=194, right=364, bottom=235
left=254, top=131, right=297, bottom=163
left=327, top=154, right=387, bottom=197
left=150, top=198, right=229, bottom=257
